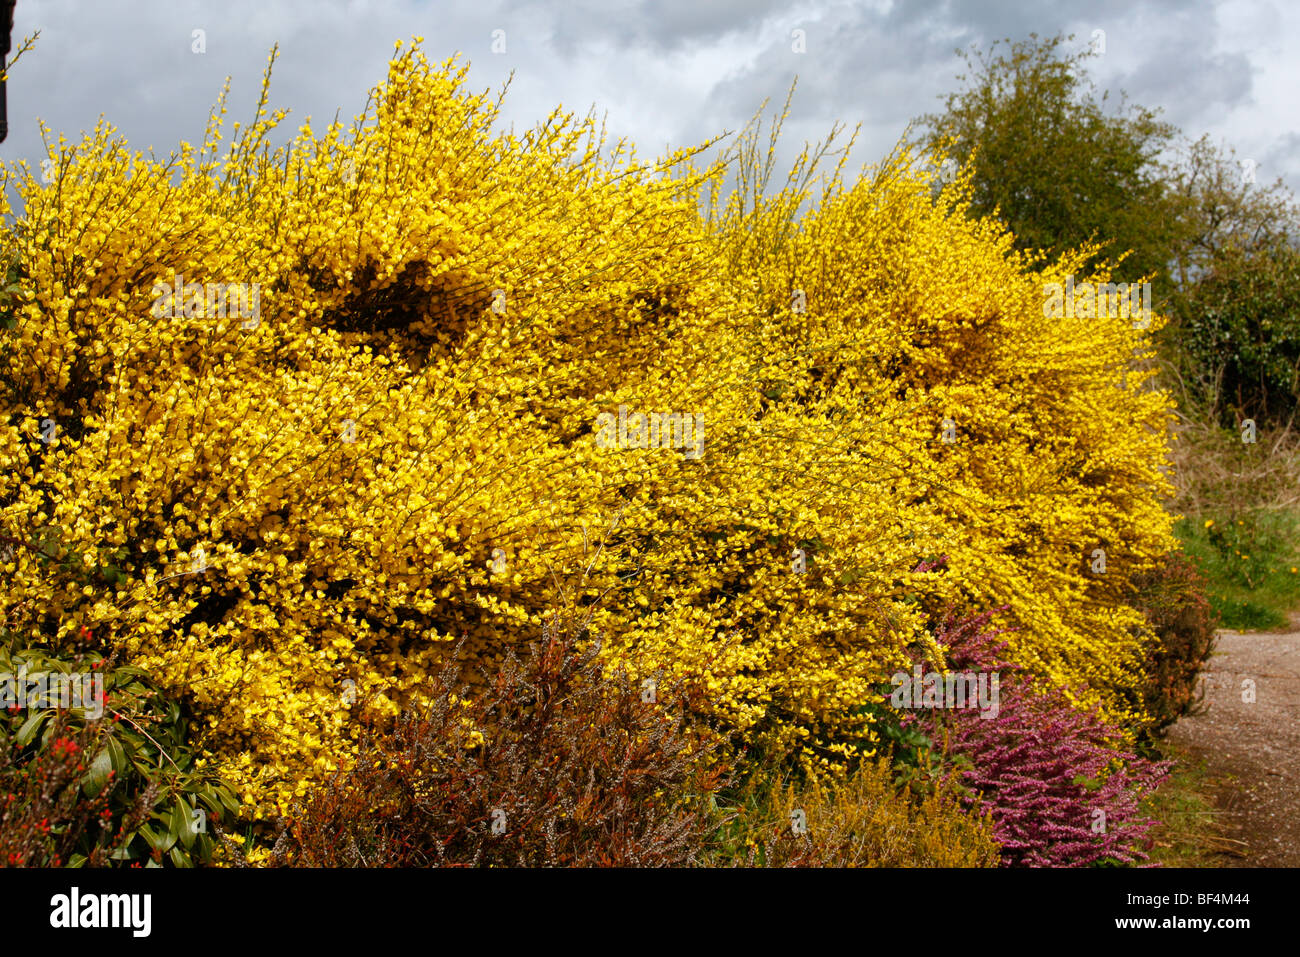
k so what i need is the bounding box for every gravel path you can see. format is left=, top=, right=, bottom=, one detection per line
left=1163, top=615, right=1300, bottom=867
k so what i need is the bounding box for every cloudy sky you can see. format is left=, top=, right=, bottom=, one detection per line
left=4, top=0, right=1298, bottom=201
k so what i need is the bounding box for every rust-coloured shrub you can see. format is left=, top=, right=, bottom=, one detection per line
left=276, top=611, right=729, bottom=867
left=1130, top=552, right=1217, bottom=731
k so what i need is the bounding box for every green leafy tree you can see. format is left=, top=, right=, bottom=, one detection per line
left=915, top=32, right=1185, bottom=286
left=1165, top=134, right=1297, bottom=287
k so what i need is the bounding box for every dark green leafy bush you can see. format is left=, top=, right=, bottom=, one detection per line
left=1179, top=243, right=1300, bottom=430
left=0, top=629, right=241, bottom=866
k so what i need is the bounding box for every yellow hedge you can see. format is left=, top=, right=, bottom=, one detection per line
left=0, top=41, right=1174, bottom=819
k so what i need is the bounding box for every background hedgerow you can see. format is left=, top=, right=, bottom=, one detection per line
left=275, top=611, right=729, bottom=867
left=1174, top=242, right=1300, bottom=432
left=0, top=39, right=1176, bottom=820
left=906, top=610, right=1171, bottom=867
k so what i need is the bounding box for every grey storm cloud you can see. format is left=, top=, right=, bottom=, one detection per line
left=505, top=0, right=798, bottom=55
left=2, top=0, right=1296, bottom=199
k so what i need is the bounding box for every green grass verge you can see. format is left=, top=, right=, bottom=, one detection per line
left=1173, top=510, right=1300, bottom=631
left=1142, top=739, right=1245, bottom=867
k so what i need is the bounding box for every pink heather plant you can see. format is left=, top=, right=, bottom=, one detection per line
left=902, top=608, right=1171, bottom=867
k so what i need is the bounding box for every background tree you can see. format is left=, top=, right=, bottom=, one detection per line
left=1165, top=134, right=1297, bottom=287
left=916, top=32, right=1300, bottom=430
left=915, top=32, right=1185, bottom=287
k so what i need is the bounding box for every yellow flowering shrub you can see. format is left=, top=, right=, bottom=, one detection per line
left=707, top=140, right=1176, bottom=731
left=0, top=40, right=1173, bottom=820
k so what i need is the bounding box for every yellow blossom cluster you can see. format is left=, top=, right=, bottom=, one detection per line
left=0, top=41, right=1173, bottom=818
